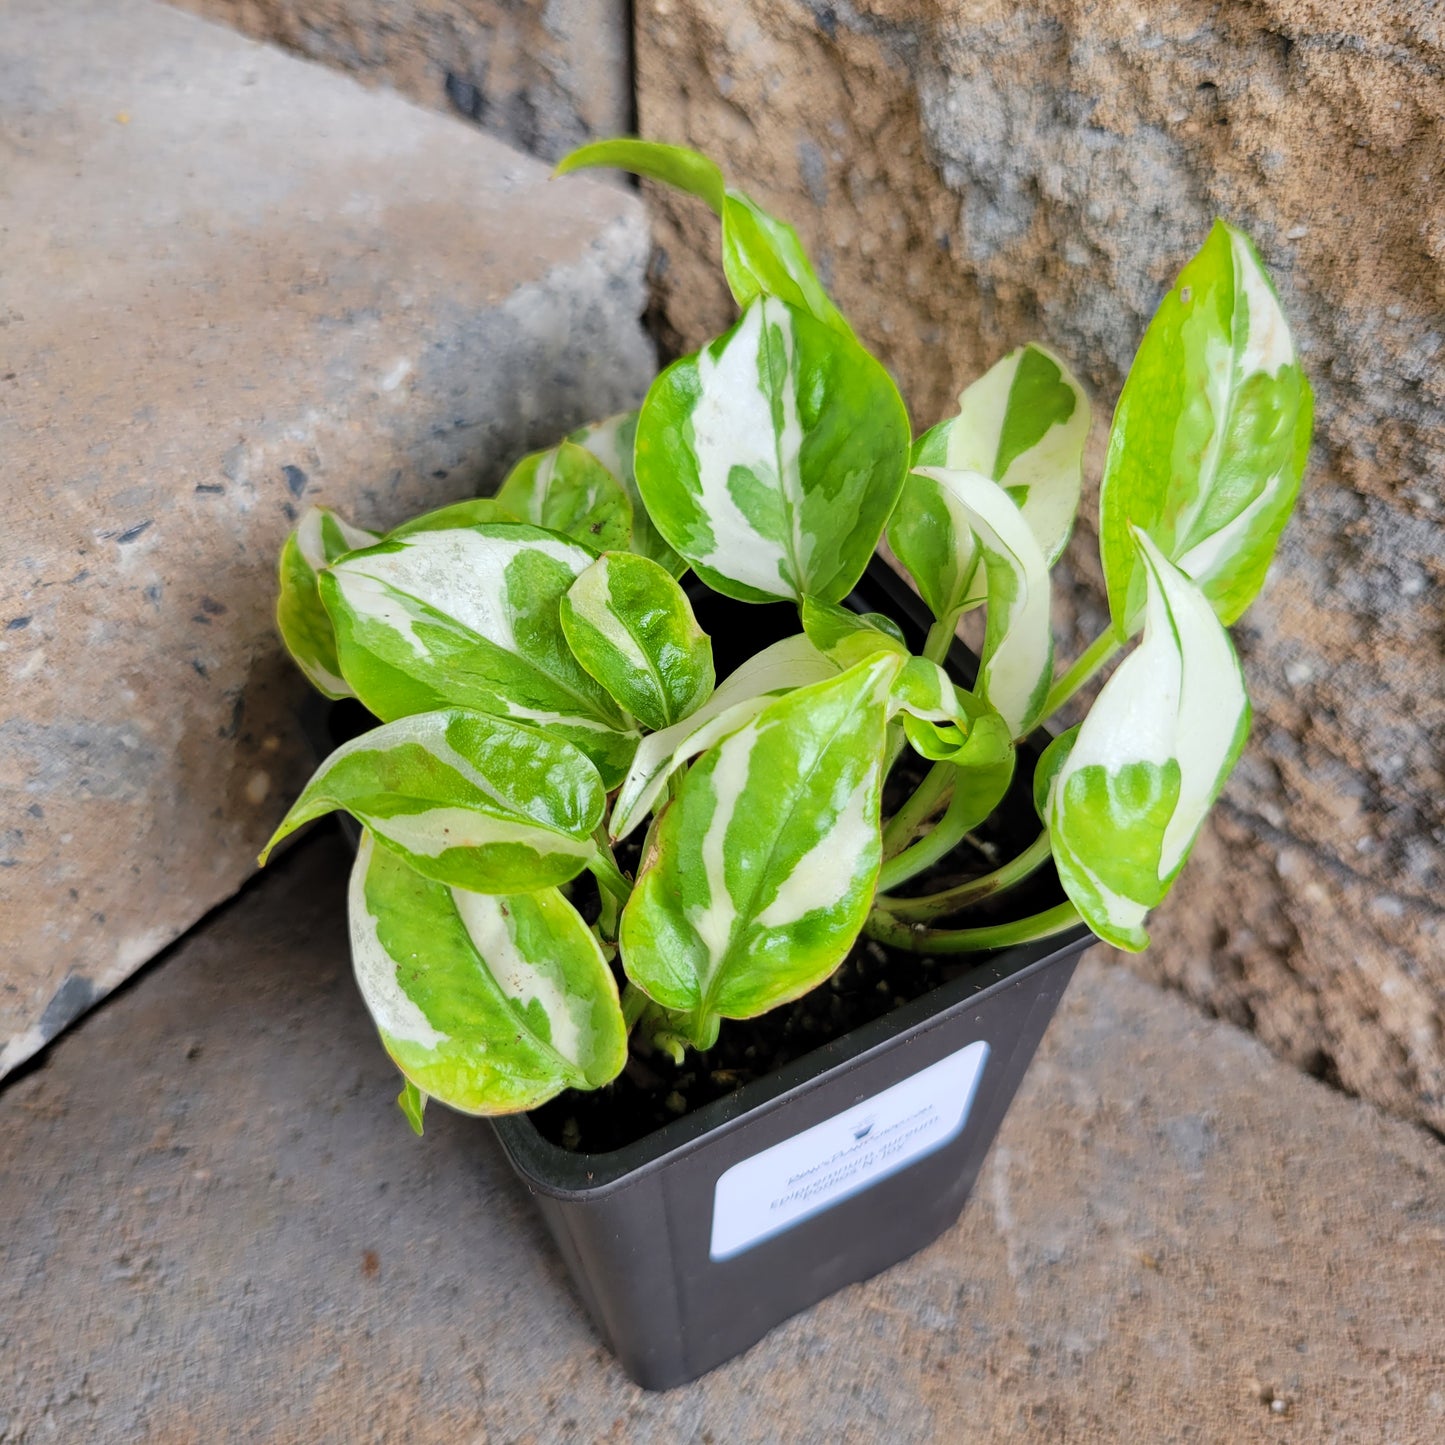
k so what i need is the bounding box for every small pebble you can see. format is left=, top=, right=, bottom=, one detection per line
left=665, top=1091, right=687, bottom=1115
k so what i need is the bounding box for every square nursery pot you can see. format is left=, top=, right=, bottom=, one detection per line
left=309, top=558, right=1092, bottom=1392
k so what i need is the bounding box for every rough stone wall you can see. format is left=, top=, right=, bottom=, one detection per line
left=635, top=0, right=1445, bottom=1132
left=172, top=0, right=632, bottom=160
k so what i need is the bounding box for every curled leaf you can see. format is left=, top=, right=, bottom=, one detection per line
left=561, top=552, right=714, bottom=731
left=910, top=468, right=1055, bottom=737
left=1049, top=531, right=1250, bottom=950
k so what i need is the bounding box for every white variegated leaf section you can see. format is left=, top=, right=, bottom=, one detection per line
left=451, top=890, right=588, bottom=1063
left=351, top=833, right=449, bottom=1050
left=688, top=298, right=806, bottom=596
left=1050, top=531, right=1249, bottom=948
left=942, top=345, right=1090, bottom=566
left=1174, top=231, right=1300, bottom=591
left=912, top=468, right=1054, bottom=737
left=332, top=529, right=589, bottom=657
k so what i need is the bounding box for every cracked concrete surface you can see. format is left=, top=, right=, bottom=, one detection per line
left=3, top=833, right=1440, bottom=1441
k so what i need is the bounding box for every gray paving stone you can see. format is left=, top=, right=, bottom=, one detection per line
left=2, top=834, right=1440, bottom=1442
left=0, top=0, right=653, bottom=1077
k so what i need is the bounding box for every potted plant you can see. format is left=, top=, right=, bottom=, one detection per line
left=261, top=139, right=1312, bottom=1390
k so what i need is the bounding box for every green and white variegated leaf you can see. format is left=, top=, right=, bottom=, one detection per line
left=1032, top=724, right=1079, bottom=822
left=390, top=497, right=517, bottom=538
left=556, top=139, right=850, bottom=337
left=1100, top=220, right=1314, bottom=635
left=720, top=191, right=853, bottom=337
left=495, top=440, right=633, bottom=553
left=610, top=634, right=839, bottom=842
left=560, top=552, right=714, bottom=732
left=913, top=343, right=1090, bottom=566
left=350, top=833, right=627, bottom=1114
left=1049, top=531, right=1250, bottom=951
left=911, top=468, right=1054, bottom=737
left=890, top=655, right=970, bottom=729
left=635, top=294, right=911, bottom=604
left=260, top=707, right=604, bottom=893
left=619, top=653, right=902, bottom=1031
left=276, top=506, right=380, bottom=698
left=886, top=468, right=985, bottom=622
left=800, top=596, right=907, bottom=669
left=320, top=525, right=638, bottom=786
left=568, top=412, right=686, bottom=576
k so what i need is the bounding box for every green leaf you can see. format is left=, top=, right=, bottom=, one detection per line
left=720, top=191, right=854, bottom=337
left=568, top=411, right=687, bottom=576
left=1032, top=724, right=1080, bottom=822
left=1100, top=220, right=1313, bottom=635
left=276, top=506, right=380, bottom=698
left=351, top=834, right=627, bottom=1114
left=390, top=497, right=518, bottom=538
left=556, top=137, right=726, bottom=212
left=911, top=343, right=1090, bottom=566
left=560, top=552, right=714, bottom=731
left=618, top=653, right=902, bottom=1030
left=800, top=596, right=907, bottom=669
left=610, top=634, right=838, bottom=841
left=495, top=440, right=633, bottom=553
left=911, top=468, right=1055, bottom=737
left=557, top=139, right=849, bottom=336
left=321, top=524, right=638, bottom=786
left=260, top=708, right=605, bottom=893
left=901, top=714, right=1016, bottom=836
left=1049, top=530, right=1250, bottom=951
left=635, top=295, right=910, bottom=604
left=886, top=470, right=984, bottom=622
left=397, top=1078, right=428, bottom=1135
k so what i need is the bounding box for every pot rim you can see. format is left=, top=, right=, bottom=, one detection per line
left=490, top=926, right=1089, bottom=1201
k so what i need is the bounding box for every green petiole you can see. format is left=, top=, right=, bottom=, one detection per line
left=863, top=899, right=1085, bottom=954
left=875, top=829, right=1054, bottom=922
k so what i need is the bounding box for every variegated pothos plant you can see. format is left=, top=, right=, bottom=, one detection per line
left=262, top=139, right=1312, bottom=1131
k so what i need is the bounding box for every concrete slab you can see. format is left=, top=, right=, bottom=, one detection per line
left=0, top=0, right=653, bottom=1077
left=2, top=833, right=1440, bottom=1441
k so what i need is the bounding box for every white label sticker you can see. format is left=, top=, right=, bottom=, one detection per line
left=709, top=1039, right=990, bottom=1261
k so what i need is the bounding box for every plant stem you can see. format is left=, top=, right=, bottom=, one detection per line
left=1041, top=630, right=1123, bottom=721
left=864, top=899, right=1084, bottom=953
left=881, top=760, right=952, bottom=857
left=875, top=829, right=1054, bottom=921
left=876, top=767, right=977, bottom=893
left=621, top=982, right=650, bottom=1032
left=922, top=610, right=961, bottom=666
left=588, top=831, right=633, bottom=907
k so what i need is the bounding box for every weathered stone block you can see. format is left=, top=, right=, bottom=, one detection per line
left=634, top=0, right=1445, bottom=1130
left=170, top=0, right=633, bottom=162
left=0, top=0, right=653, bottom=1076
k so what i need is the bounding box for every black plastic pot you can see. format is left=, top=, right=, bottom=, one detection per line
left=309, top=558, right=1091, bottom=1392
